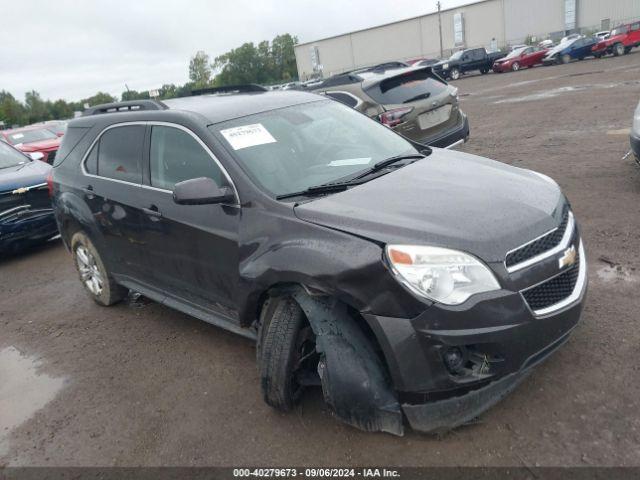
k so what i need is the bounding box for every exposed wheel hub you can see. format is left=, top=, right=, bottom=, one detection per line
left=76, top=245, right=104, bottom=295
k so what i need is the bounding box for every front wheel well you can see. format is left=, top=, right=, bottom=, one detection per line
left=255, top=283, right=391, bottom=378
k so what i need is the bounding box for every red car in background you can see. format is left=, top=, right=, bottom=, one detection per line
left=492, top=45, right=548, bottom=72
left=0, top=126, right=61, bottom=164
left=592, top=21, right=640, bottom=57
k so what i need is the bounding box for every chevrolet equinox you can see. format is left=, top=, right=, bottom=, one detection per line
left=51, top=88, right=587, bottom=435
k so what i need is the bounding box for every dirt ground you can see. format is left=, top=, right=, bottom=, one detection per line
left=1, top=52, right=640, bottom=468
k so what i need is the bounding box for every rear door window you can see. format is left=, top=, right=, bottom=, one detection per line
left=149, top=125, right=222, bottom=190
left=364, top=70, right=448, bottom=105
left=96, top=125, right=144, bottom=184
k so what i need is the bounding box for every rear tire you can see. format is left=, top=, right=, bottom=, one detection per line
left=257, top=296, right=313, bottom=412
left=614, top=43, right=624, bottom=56
left=480, top=67, right=489, bottom=74
left=71, top=232, right=127, bottom=306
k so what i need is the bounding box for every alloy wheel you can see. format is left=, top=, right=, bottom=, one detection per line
left=512, top=62, right=520, bottom=71
left=76, top=245, right=104, bottom=295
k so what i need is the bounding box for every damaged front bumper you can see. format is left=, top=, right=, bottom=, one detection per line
left=363, top=257, right=586, bottom=434
left=402, top=328, right=572, bottom=433
left=0, top=208, right=58, bottom=252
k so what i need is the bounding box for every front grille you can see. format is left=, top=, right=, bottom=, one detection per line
left=522, top=252, right=580, bottom=311
left=0, top=185, right=51, bottom=221
left=506, top=207, right=570, bottom=268
left=0, top=190, right=25, bottom=214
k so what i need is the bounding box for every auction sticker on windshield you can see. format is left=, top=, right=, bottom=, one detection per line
left=220, top=123, right=276, bottom=150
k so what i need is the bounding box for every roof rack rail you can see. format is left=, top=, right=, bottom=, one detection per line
left=81, top=100, right=167, bottom=117
left=191, top=84, right=267, bottom=96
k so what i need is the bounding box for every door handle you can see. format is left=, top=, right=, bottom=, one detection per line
left=142, top=205, right=162, bottom=218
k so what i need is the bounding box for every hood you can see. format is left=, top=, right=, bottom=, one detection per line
left=293, top=149, right=564, bottom=263
left=0, top=159, right=52, bottom=192
left=545, top=40, right=575, bottom=57
left=15, top=138, right=60, bottom=152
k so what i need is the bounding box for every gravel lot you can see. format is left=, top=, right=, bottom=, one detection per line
left=1, top=52, right=639, bottom=467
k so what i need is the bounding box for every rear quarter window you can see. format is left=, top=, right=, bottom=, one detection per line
left=364, top=70, right=448, bottom=105
left=95, top=125, right=145, bottom=184
left=53, top=126, right=90, bottom=167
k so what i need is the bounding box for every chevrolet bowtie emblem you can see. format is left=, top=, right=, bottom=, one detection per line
left=559, top=246, right=577, bottom=269
left=12, top=187, right=29, bottom=195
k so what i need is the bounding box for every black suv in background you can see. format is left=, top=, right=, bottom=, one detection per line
left=52, top=90, right=586, bottom=435
left=312, top=65, right=469, bottom=149
left=432, top=47, right=506, bottom=80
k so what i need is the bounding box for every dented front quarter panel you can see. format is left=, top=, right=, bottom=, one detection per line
left=235, top=198, right=427, bottom=327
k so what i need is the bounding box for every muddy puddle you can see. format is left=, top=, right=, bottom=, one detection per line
left=0, top=346, right=65, bottom=455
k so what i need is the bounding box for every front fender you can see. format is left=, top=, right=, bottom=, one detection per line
left=235, top=207, right=427, bottom=326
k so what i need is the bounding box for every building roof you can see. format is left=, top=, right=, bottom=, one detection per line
left=295, top=0, right=492, bottom=48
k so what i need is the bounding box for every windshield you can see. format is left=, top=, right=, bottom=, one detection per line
left=505, top=47, right=527, bottom=59
left=611, top=26, right=628, bottom=36
left=211, top=100, right=417, bottom=197
left=449, top=50, right=464, bottom=60
left=46, top=123, right=67, bottom=135
left=0, top=141, right=29, bottom=169
left=6, top=128, right=57, bottom=145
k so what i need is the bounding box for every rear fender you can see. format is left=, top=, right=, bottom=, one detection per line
left=54, top=191, right=102, bottom=250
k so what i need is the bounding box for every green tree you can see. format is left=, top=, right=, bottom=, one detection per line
left=82, top=92, right=117, bottom=107
left=50, top=99, right=74, bottom=119
left=0, top=90, right=26, bottom=126
left=25, top=90, right=50, bottom=123
left=121, top=89, right=150, bottom=101
left=189, top=51, right=212, bottom=88
left=271, top=34, right=298, bottom=81
left=211, top=33, right=299, bottom=86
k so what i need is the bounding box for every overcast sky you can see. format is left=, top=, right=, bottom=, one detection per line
left=0, top=0, right=470, bottom=102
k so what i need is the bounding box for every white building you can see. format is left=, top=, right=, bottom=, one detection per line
left=294, top=0, right=640, bottom=79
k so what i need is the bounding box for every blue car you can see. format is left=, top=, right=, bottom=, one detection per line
left=0, top=140, right=58, bottom=253
left=542, top=36, right=598, bottom=65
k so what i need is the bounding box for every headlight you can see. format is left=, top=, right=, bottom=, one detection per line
left=386, top=245, right=500, bottom=305
left=443, top=63, right=449, bottom=69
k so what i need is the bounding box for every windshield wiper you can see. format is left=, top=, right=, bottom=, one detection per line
left=276, top=153, right=428, bottom=200
left=276, top=181, right=355, bottom=200
left=350, top=153, right=427, bottom=181
left=403, top=92, right=431, bottom=103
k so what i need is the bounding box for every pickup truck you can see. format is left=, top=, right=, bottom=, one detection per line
left=432, top=47, right=506, bottom=80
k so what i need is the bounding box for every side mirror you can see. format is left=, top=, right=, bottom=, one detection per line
left=29, top=151, right=45, bottom=161
left=173, top=177, right=235, bottom=205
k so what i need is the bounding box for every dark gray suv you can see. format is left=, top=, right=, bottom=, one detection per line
left=52, top=89, right=586, bottom=435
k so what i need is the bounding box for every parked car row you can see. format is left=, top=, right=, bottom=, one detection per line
left=0, top=120, right=67, bottom=165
